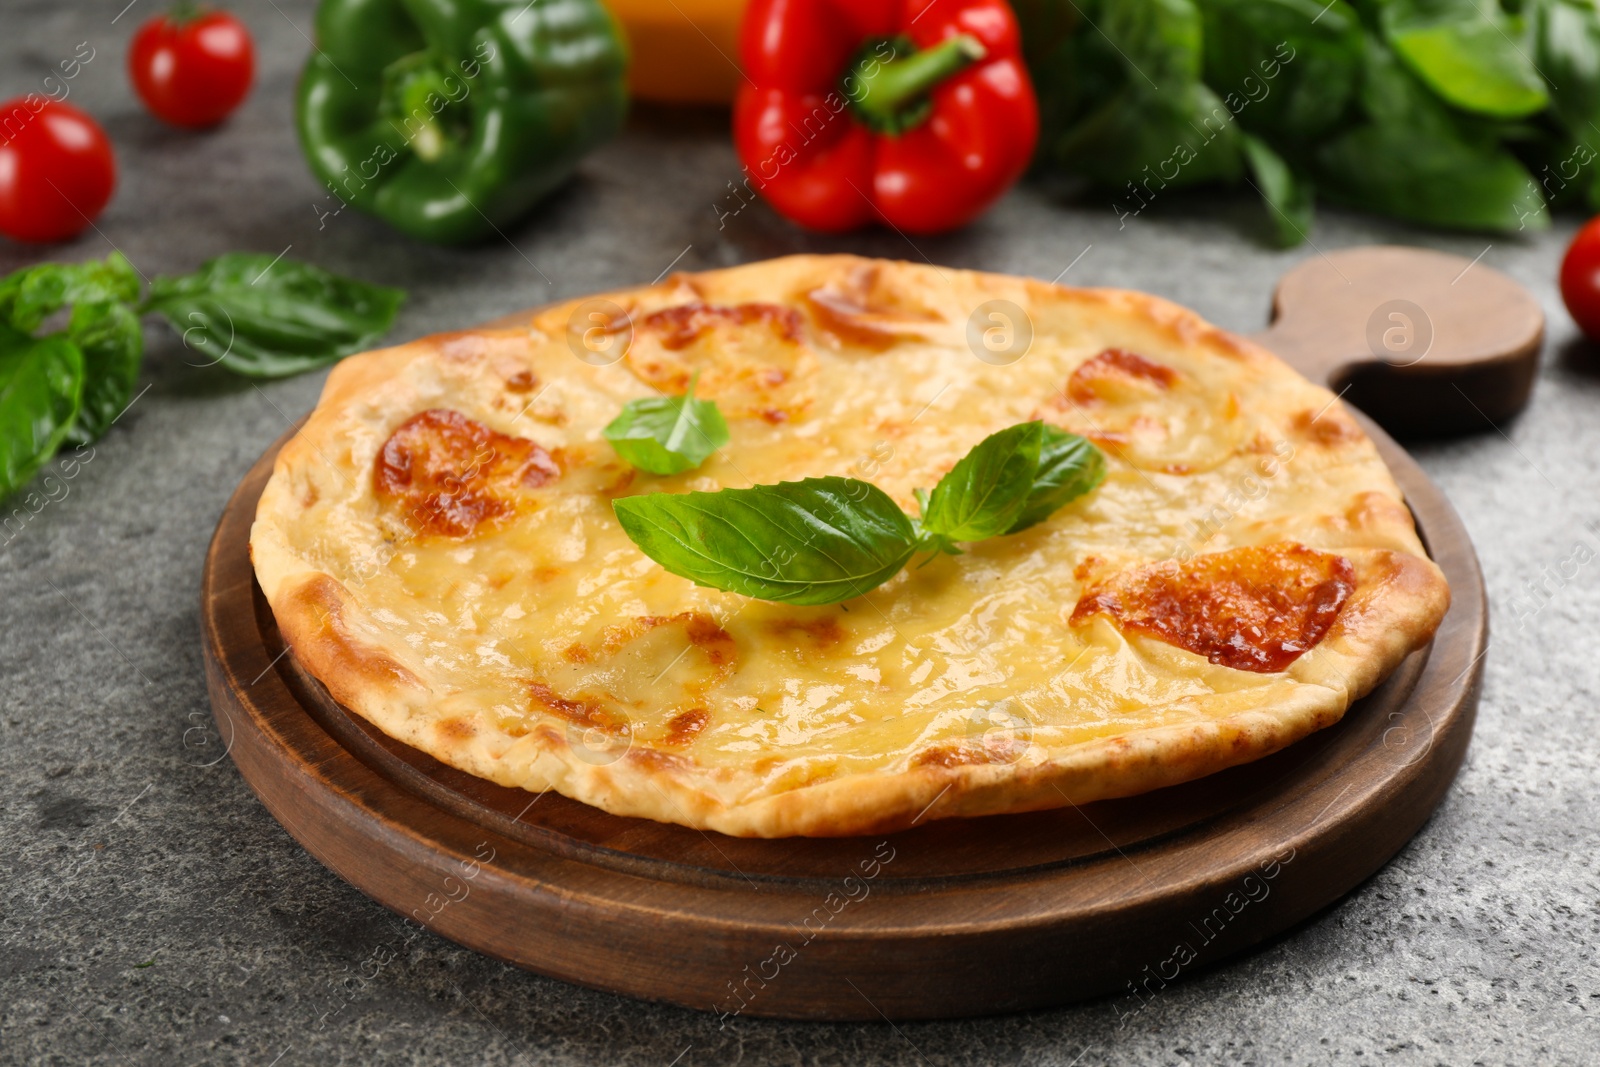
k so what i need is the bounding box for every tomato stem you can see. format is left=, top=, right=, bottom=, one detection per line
left=844, top=34, right=986, bottom=136
left=166, top=0, right=205, bottom=25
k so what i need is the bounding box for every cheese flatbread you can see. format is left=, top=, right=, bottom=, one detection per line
left=250, top=255, right=1449, bottom=837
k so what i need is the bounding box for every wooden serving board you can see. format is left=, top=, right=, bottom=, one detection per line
left=202, top=411, right=1485, bottom=1021
left=1251, top=245, right=1544, bottom=437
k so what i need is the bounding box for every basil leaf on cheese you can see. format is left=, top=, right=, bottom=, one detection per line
left=1007, top=425, right=1106, bottom=534
left=613, top=477, right=918, bottom=605
left=604, top=372, right=730, bottom=475
left=612, top=423, right=1106, bottom=605
left=919, top=421, right=1046, bottom=547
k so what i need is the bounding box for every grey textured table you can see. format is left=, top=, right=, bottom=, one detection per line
left=4, top=3, right=1598, bottom=1065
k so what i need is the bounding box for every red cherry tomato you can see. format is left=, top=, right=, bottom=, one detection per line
left=0, top=99, right=117, bottom=244
left=1561, top=217, right=1600, bottom=342
left=128, top=8, right=255, bottom=128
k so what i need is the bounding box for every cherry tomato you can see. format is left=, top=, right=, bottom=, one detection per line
left=0, top=98, right=117, bottom=244
left=1560, top=216, right=1600, bottom=341
left=128, top=8, right=255, bottom=128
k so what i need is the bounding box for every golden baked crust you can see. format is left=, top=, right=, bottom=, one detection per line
left=250, top=255, right=1450, bottom=837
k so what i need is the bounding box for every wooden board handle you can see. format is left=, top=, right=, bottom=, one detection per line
left=1249, top=245, right=1544, bottom=439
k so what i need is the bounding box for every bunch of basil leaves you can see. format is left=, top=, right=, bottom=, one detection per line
left=0, top=252, right=402, bottom=504
left=1015, top=0, right=1600, bottom=244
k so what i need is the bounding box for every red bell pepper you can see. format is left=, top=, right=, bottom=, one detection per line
left=734, top=0, right=1038, bottom=234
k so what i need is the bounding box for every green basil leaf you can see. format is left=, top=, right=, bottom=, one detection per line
left=1195, top=0, right=1364, bottom=143
left=1241, top=133, right=1315, bottom=246
left=613, top=477, right=918, bottom=606
left=142, top=254, right=404, bottom=379
left=1530, top=0, right=1600, bottom=208
left=0, top=326, right=84, bottom=504
left=0, top=253, right=144, bottom=444
left=0, top=252, right=140, bottom=332
left=1006, top=426, right=1106, bottom=534
left=1315, top=41, right=1547, bottom=230
left=1034, top=0, right=1244, bottom=190
left=1098, top=0, right=1206, bottom=87
left=603, top=373, right=730, bottom=475
left=921, top=421, right=1045, bottom=544
left=63, top=300, right=143, bottom=446
left=1054, top=82, right=1247, bottom=190
left=1318, top=125, right=1546, bottom=230
left=1535, top=0, right=1600, bottom=127
left=1380, top=0, right=1549, bottom=119
left=1535, top=0, right=1600, bottom=110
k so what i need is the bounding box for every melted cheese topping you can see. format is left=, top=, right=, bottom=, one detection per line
left=374, top=409, right=559, bottom=536
left=255, top=257, right=1437, bottom=824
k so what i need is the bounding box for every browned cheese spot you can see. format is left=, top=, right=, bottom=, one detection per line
left=913, top=743, right=1002, bottom=769
left=504, top=369, right=538, bottom=393
left=282, top=575, right=422, bottom=691
left=803, top=264, right=944, bottom=349
left=1071, top=543, right=1356, bottom=673
left=437, top=717, right=476, bottom=741
left=601, top=612, right=735, bottom=668
left=1292, top=406, right=1361, bottom=446
left=766, top=616, right=845, bottom=649
left=529, top=681, right=629, bottom=735
left=663, top=708, right=710, bottom=747
left=373, top=409, right=559, bottom=538
left=1065, top=348, right=1179, bottom=405
left=641, top=302, right=802, bottom=353
left=627, top=300, right=815, bottom=423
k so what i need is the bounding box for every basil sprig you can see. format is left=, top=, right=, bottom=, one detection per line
left=603, top=372, right=730, bottom=475
left=0, top=253, right=143, bottom=446
left=0, top=252, right=403, bottom=505
left=613, top=421, right=1105, bottom=605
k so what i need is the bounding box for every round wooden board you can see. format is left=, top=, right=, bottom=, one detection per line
left=202, top=415, right=1484, bottom=1022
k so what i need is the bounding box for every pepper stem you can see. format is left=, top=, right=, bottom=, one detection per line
left=401, top=69, right=447, bottom=162
left=844, top=34, right=987, bottom=135
left=381, top=52, right=458, bottom=164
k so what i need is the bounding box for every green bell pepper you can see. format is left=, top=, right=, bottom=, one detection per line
left=297, top=0, right=628, bottom=245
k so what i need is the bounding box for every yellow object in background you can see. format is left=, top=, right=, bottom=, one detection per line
left=606, top=0, right=747, bottom=104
